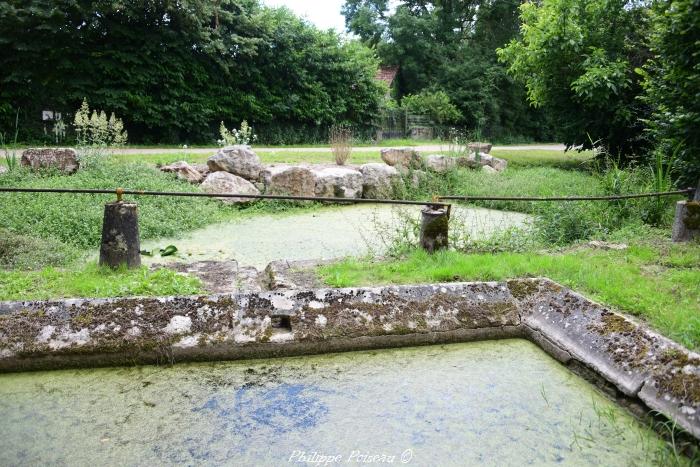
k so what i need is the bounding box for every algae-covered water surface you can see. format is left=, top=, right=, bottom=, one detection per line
left=0, top=340, right=673, bottom=466
left=140, top=204, right=530, bottom=268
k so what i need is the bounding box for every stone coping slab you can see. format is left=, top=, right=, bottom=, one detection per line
left=1, top=278, right=699, bottom=440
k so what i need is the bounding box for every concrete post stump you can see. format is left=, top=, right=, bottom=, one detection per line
left=99, top=201, right=141, bottom=269
left=672, top=180, right=700, bottom=243
left=420, top=206, right=449, bottom=253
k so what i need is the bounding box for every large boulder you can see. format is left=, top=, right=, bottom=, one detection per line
left=477, top=153, right=508, bottom=171
left=21, top=148, right=79, bottom=174
left=313, top=167, right=363, bottom=199
left=380, top=148, right=423, bottom=169
left=359, top=163, right=399, bottom=199
left=192, top=163, right=210, bottom=178
left=457, top=152, right=508, bottom=172
left=207, top=145, right=262, bottom=181
left=263, top=165, right=316, bottom=197
left=423, top=154, right=457, bottom=173
left=201, top=171, right=260, bottom=204
left=468, top=142, right=493, bottom=154
left=160, top=161, right=204, bottom=184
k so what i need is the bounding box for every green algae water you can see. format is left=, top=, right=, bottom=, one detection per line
left=0, top=340, right=673, bottom=466
left=140, top=204, right=530, bottom=268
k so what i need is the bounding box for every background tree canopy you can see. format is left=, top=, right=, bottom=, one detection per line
left=0, top=0, right=385, bottom=144
left=1, top=0, right=698, bottom=184
left=343, top=0, right=557, bottom=142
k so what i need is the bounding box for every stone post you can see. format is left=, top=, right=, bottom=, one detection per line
left=420, top=206, right=449, bottom=253
left=672, top=180, right=700, bottom=242
left=99, top=201, right=141, bottom=269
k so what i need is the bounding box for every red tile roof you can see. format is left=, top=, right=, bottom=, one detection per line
left=376, top=66, right=399, bottom=86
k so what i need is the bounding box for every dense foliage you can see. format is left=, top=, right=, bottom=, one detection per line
left=343, top=0, right=556, bottom=141
left=0, top=1, right=384, bottom=144
left=497, top=0, right=652, bottom=156
left=642, top=0, right=700, bottom=187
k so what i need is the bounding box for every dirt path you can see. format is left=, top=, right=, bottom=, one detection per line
left=110, top=144, right=567, bottom=155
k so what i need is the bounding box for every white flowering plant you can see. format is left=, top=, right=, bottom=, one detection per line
left=73, top=99, right=128, bottom=147
left=218, top=120, right=258, bottom=146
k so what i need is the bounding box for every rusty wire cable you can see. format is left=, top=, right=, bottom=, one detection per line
left=439, top=188, right=694, bottom=203
left=0, top=186, right=693, bottom=206
left=0, top=187, right=451, bottom=208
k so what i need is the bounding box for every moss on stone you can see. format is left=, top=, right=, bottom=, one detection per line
left=507, top=280, right=539, bottom=300
left=684, top=201, right=700, bottom=230
left=597, top=314, right=637, bottom=335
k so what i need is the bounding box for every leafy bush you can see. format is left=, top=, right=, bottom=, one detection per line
left=401, top=91, right=462, bottom=125
left=642, top=0, right=700, bottom=188
left=497, top=0, right=651, bottom=156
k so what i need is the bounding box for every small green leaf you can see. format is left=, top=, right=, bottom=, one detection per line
left=159, top=245, right=178, bottom=257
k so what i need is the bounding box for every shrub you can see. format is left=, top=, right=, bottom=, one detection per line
left=329, top=124, right=353, bottom=166
left=401, top=90, right=462, bottom=125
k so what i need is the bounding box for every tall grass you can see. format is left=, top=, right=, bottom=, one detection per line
left=329, top=124, right=352, bottom=166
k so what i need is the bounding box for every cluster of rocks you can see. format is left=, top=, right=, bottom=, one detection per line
left=161, top=145, right=401, bottom=203
left=160, top=145, right=507, bottom=204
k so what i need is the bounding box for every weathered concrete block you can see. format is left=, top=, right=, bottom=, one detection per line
left=468, top=142, right=493, bottom=154
left=672, top=201, right=700, bottom=242
left=3, top=278, right=700, bottom=440
left=420, top=207, right=449, bottom=253
left=99, top=202, right=141, bottom=269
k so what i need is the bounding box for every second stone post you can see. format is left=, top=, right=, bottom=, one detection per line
left=672, top=180, right=700, bottom=243
left=420, top=205, right=449, bottom=253
left=99, top=201, right=141, bottom=269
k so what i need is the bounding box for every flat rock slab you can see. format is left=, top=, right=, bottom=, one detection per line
left=158, top=260, right=263, bottom=294
left=1, top=278, right=700, bottom=439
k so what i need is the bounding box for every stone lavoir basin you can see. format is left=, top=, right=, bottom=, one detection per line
left=140, top=204, right=530, bottom=268
left=1, top=280, right=699, bottom=465
left=0, top=341, right=673, bottom=466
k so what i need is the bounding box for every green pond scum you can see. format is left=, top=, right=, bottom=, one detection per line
left=0, top=339, right=685, bottom=466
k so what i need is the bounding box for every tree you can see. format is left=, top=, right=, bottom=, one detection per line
left=497, top=0, right=652, bottom=156
left=344, top=0, right=554, bottom=141
left=642, top=0, right=700, bottom=187
left=0, top=1, right=384, bottom=144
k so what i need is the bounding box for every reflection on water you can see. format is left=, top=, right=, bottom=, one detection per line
left=140, top=204, right=530, bottom=268
left=0, top=340, right=670, bottom=466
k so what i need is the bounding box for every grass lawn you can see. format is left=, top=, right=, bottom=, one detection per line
left=0, top=264, right=203, bottom=301
left=319, top=235, right=700, bottom=350
left=114, top=148, right=593, bottom=169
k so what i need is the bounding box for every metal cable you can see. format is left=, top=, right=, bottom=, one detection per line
left=439, top=189, right=694, bottom=202
left=0, top=187, right=450, bottom=208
